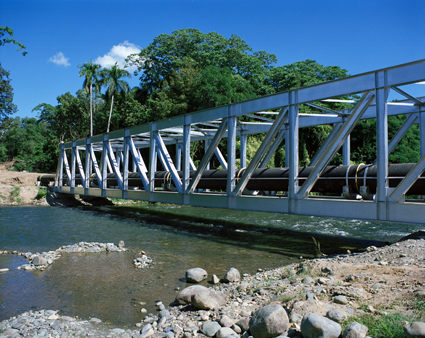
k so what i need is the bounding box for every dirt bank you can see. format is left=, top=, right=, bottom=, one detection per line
left=0, top=168, right=50, bottom=206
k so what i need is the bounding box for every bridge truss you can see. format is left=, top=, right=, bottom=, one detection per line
left=53, top=60, right=425, bottom=224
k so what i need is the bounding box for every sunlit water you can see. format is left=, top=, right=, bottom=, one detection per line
left=0, top=204, right=422, bottom=326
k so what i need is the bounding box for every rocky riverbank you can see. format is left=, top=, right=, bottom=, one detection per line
left=1, top=234, right=424, bottom=338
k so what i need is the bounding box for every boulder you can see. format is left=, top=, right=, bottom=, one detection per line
left=236, top=317, right=251, bottom=332
left=186, top=267, right=208, bottom=283
left=220, top=315, right=235, bottom=327
left=342, top=322, right=368, bottom=338
left=326, top=310, right=347, bottom=323
left=249, top=304, right=289, bottom=338
left=404, top=322, right=425, bottom=338
left=201, top=321, right=222, bottom=337
left=175, top=285, right=208, bottom=305
left=334, top=295, right=349, bottom=305
left=223, top=267, right=241, bottom=283
left=301, top=313, right=341, bottom=338
left=216, top=327, right=237, bottom=338
left=32, top=255, right=48, bottom=266
left=191, top=289, right=226, bottom=310
left=211, top=274, right=220, bottom=284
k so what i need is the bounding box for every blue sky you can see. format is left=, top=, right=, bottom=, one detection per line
left=1, top=0, right=424, bottom=120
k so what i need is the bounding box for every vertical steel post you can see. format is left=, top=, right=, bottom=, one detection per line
left=149, top=124, right=157, bottom=193
left=285, top=123, right=289, bottom=168
left=102, top=135, right=108, bottom=192
left=240, top=133, right=247, bottom=168
left=182, top=121, right=191, bottom=193
left=205, top=137, right=211, bottom=170
left=227, top=108, right=237, bottom=195
left=375, top=71, right=390, bottom=219
left=420, top=109, right=425, bottom=158
left=57, top=142, right=64, bottom=187
left=85, top=139, right=91, bottom=190
left=176, top=143, right=182, bottom=171
left=123, top=131, right=129, bottom=194
left=341, top=120, right=351, bottom=166
left=71, top=142, right=76, bottom=188
left=288, top=92, right=299, bottom=211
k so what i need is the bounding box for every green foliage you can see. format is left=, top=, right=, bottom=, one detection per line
left=35, top=187, right=48, bottom=200
left=10, top=186, right=20, bottom=201
left=311, top=236, right=323, bottom=258
left=343, top=313, right=418, bottom=338
left=0, top=26, right=27, bottom=56
left=0, top=64, right=18, bottom=121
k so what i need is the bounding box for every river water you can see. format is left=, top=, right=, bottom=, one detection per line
left=0, top=204, right=422, bottom=326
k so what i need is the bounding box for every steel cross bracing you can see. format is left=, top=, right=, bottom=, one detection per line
left=53, top=59, right=425, bottom=224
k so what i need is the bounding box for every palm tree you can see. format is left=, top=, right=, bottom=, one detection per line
left=78, top=60, right=101, bottom=136
left=100, top=62, right=130, bottom=133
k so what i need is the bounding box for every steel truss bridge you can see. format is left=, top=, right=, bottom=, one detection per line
left=48, top=60, right=425, bottom=224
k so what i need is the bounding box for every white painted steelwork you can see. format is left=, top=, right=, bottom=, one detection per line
left=53, top=60, right=425, bottom=224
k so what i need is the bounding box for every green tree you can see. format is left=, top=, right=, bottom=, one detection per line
left=0, top=65, right=17, bottom=121
left=78, top=60, right=101, bottom=136
left=100, top=63, right=130, bottom=132
left=127, top=28, right=276, bottom=103
left=0, top=26, right=26, bottom=123
left=0, top=26, right=27, bottom=56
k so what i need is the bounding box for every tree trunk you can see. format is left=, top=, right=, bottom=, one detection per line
left=107, top=95, right=114, bottom=133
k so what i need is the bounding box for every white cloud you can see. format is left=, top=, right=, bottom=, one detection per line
left=49, top=52, right=70, bottom=67
left=416, top=81, right=425, bottom=84
left=95, top=41, right=140, bottom=71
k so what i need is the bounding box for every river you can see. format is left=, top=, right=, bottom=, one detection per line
left=0, top=203, right=421, bottom=327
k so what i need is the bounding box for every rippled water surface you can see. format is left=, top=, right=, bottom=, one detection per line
left=0, top=204, right=422, bottom=326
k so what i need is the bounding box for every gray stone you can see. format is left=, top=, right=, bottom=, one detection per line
left=90, top=317, right=102, bottom=323
left=219, top=315, right=234, bottom=327
left=306, top=293, right=315, bottom=301
left=211, top=274, right=220, bottom=284
left=112, top=328, right=126, bottom=333
left=159, top=309, right=171, bottom=319
left=118, top=240, right=125, bottom=248
left=342, top=322, right=368, bottom=338
left=290, top=313, right=303, bottom=323
left=216, top=327, right=237, bottom=338
left=186, top=268, right=208, bottom=283
left=240, top=309, right=251, bottom=317
left=249, top=304, right=289, bottom=338
left=223, top=267, right=241, bottom=283
left=302, top=276, right=314, bottom=284
left=236, top=317, right=251, bottom=332
left=301, top=313, right=341, bottom=338
left=334, top=295, right=349, bottom=305
left=232, top=324, right=242, bottom=334
left=200, top=321, right=222, bottom=337
left=191, top=290, right=227, bottom=310
left=404, top=322, right=425, bottom=338
left=175, top=285, right=208, bottom=305
left=326, top=310, right=347, bottom=323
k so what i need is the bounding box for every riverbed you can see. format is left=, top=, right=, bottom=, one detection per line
left=0, top=204, right=421, bottom=327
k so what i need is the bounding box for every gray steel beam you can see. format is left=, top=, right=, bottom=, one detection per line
left=240, top=133, right=247, bottom=168
left=296, top=91, right=375, bottom=199
left=128, top=137, right=149, bottom=191
left=74, top=147, right=86, bottom=187
left=187, top=119, right=228, bottom=194
left=182, top=122, right=191, bottom=192
left=388, top=153, right=425, bottom=202
left=227, top=114, right=237, bottom=194
left=288, top=95, right=300, bottom=204
left=154, top=132, right=183, bottom=193
left=233, top=108, right=288, bottom=196
left=258, top=129, right=285, bottom=169
left=106, top=140, right=123, bottom=190
left=71, top=142, right=76, bottom=188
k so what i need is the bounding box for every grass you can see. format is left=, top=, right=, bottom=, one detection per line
left=35, top=187, right=48, bottom=200
left=0, top=193, right=6, bottom=200
left=311, top=236, right=323, bottom=258
left=343, top=312, right=424, bottom=338
left=10, top=186, right=20, bottom=202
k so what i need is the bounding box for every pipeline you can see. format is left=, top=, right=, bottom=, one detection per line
left=37, top=163, right=425, bottom=195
